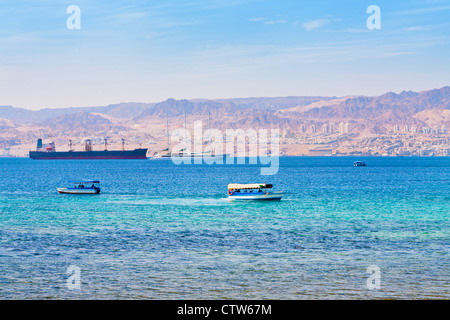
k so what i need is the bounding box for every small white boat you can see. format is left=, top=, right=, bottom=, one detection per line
left=151, top=151, right=172, bottom=159
left=173, top=151, right=227, bottom=159
left=227, top=183, right=285, bottom=201
left=57, top=180, right=101, bottom=194
left=152, top=150, right=227, bottom=160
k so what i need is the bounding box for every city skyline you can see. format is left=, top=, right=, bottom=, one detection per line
left=0, top=0, right=449, bottom=109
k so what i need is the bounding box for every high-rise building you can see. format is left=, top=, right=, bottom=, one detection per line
left=339, top=122, right=345, bottom=134
left=300, top=125, right=306, bottom=133
left=329, top=123, right=335, bottom=133
left=322, top=124, right=328, bottom=133
left=310, top=124, right=316, bottom=133
left=344, top=122, right=350, bottom=133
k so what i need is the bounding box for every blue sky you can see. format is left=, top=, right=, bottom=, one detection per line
left=0, top=0, right=449, bottom=109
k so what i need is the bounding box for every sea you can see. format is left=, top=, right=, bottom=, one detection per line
left=0, top=156, right=448, bottom=299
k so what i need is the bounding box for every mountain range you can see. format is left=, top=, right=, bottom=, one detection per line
left=0, top=87, right=449, bottom=149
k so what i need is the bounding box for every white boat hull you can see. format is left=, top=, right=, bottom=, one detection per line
left=228, top=192, right=285, bottom=201
left=57, top=187, right=100, bottom=194
left=151, top=154, right=227, bottom=160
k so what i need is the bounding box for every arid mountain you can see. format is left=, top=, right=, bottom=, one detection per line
left=45, top=112, right=113, bottom=130
left=0, top=118, right=15, bottom=130
left=214, top=96, right=336, bottom=111
left=0, top=102, right=155, bottom=125
left=279, top=88, right=449, bottom=121
left=0, top=87, right=449, bottom=153
left=274, top=87, right=450, bottom=132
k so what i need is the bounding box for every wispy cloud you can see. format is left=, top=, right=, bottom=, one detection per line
left=323, top=28, right=370, bottom=34
left=264, top=19, right=288, bottom=25
left=395, top=5, right=450, bottom=15
left=249, top=17, right=266, bottom=22
left=402, top=22, right=450, bottom=32
left=249, top=17, right=288, bottom=25
left=302, top=19, right=330, bottom=31
left=404, top=26, right=426, bottom=31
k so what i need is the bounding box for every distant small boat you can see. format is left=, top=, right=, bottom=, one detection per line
left=57, top=180, right=101, bottom=194
left=151, top=150, right=172, bottom=159
left=173, top=151, right=227, bottom=159
left=227, top=183, right=285, bottom=200
left=353, top=161, right=366, bottom=167
left=152, top=151, right=227, bottom=160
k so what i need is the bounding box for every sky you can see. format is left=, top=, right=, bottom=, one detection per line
left=0, top=0, right=449, bottom=109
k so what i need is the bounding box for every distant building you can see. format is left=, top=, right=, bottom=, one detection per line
left=329, top=123, right=335, bottom=133
left=337, top=122, right=350, bottom=133
left=2, top=147, right=11, bottom=157
left=420, top=149, right=434, bottom=156
left=344, top=122, right=350, bottom=133
left=310, top=124, right=316, bottom=133
left=322, top=124, right=328, bottom=133
left=441, top=125, right=447, bottom=134
left=403, top=125, right=410, bottom=132
left=411, top=126, right=417, bottom=133
left=393, top=124, right=400, bottom=132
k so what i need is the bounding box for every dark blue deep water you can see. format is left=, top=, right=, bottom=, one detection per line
left=0, top=157, right=449, bottom=299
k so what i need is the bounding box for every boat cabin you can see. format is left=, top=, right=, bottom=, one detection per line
left=228, top=183, right=273, bottom=194
left=69, top=180, right=100, bottom=189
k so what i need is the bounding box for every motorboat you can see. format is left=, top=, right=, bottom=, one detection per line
left=227, top=183, right=285, bottom=200
left=57, top=180, right=101, bottom=194
left=353, top=161, right=367, bottom=167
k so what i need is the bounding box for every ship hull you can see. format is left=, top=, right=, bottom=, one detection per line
left=57, top=187, right=100, bottom=194
left=29, top=149, right=148, bottom=160
left=228, top=192, right=285, bottom=201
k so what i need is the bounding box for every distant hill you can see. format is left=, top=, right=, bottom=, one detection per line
left=0, top=87, right=449, bottom=148
left=275, top=87, right=450, bottom=131
left=0, top=102, right=155, bottom=125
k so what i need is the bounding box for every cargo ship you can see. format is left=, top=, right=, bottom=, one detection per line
left=29, top=139, right=148, bottom=160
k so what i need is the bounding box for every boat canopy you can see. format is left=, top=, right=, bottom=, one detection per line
left=228, top=183, right=273, bottom=190
left=68, top=180, right=100, bottom=184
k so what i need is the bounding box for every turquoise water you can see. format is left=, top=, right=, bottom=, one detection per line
left=0, top=157, right=449, bottom=299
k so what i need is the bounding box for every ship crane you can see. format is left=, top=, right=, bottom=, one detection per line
left=84, top=139, right=93, bottom=152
